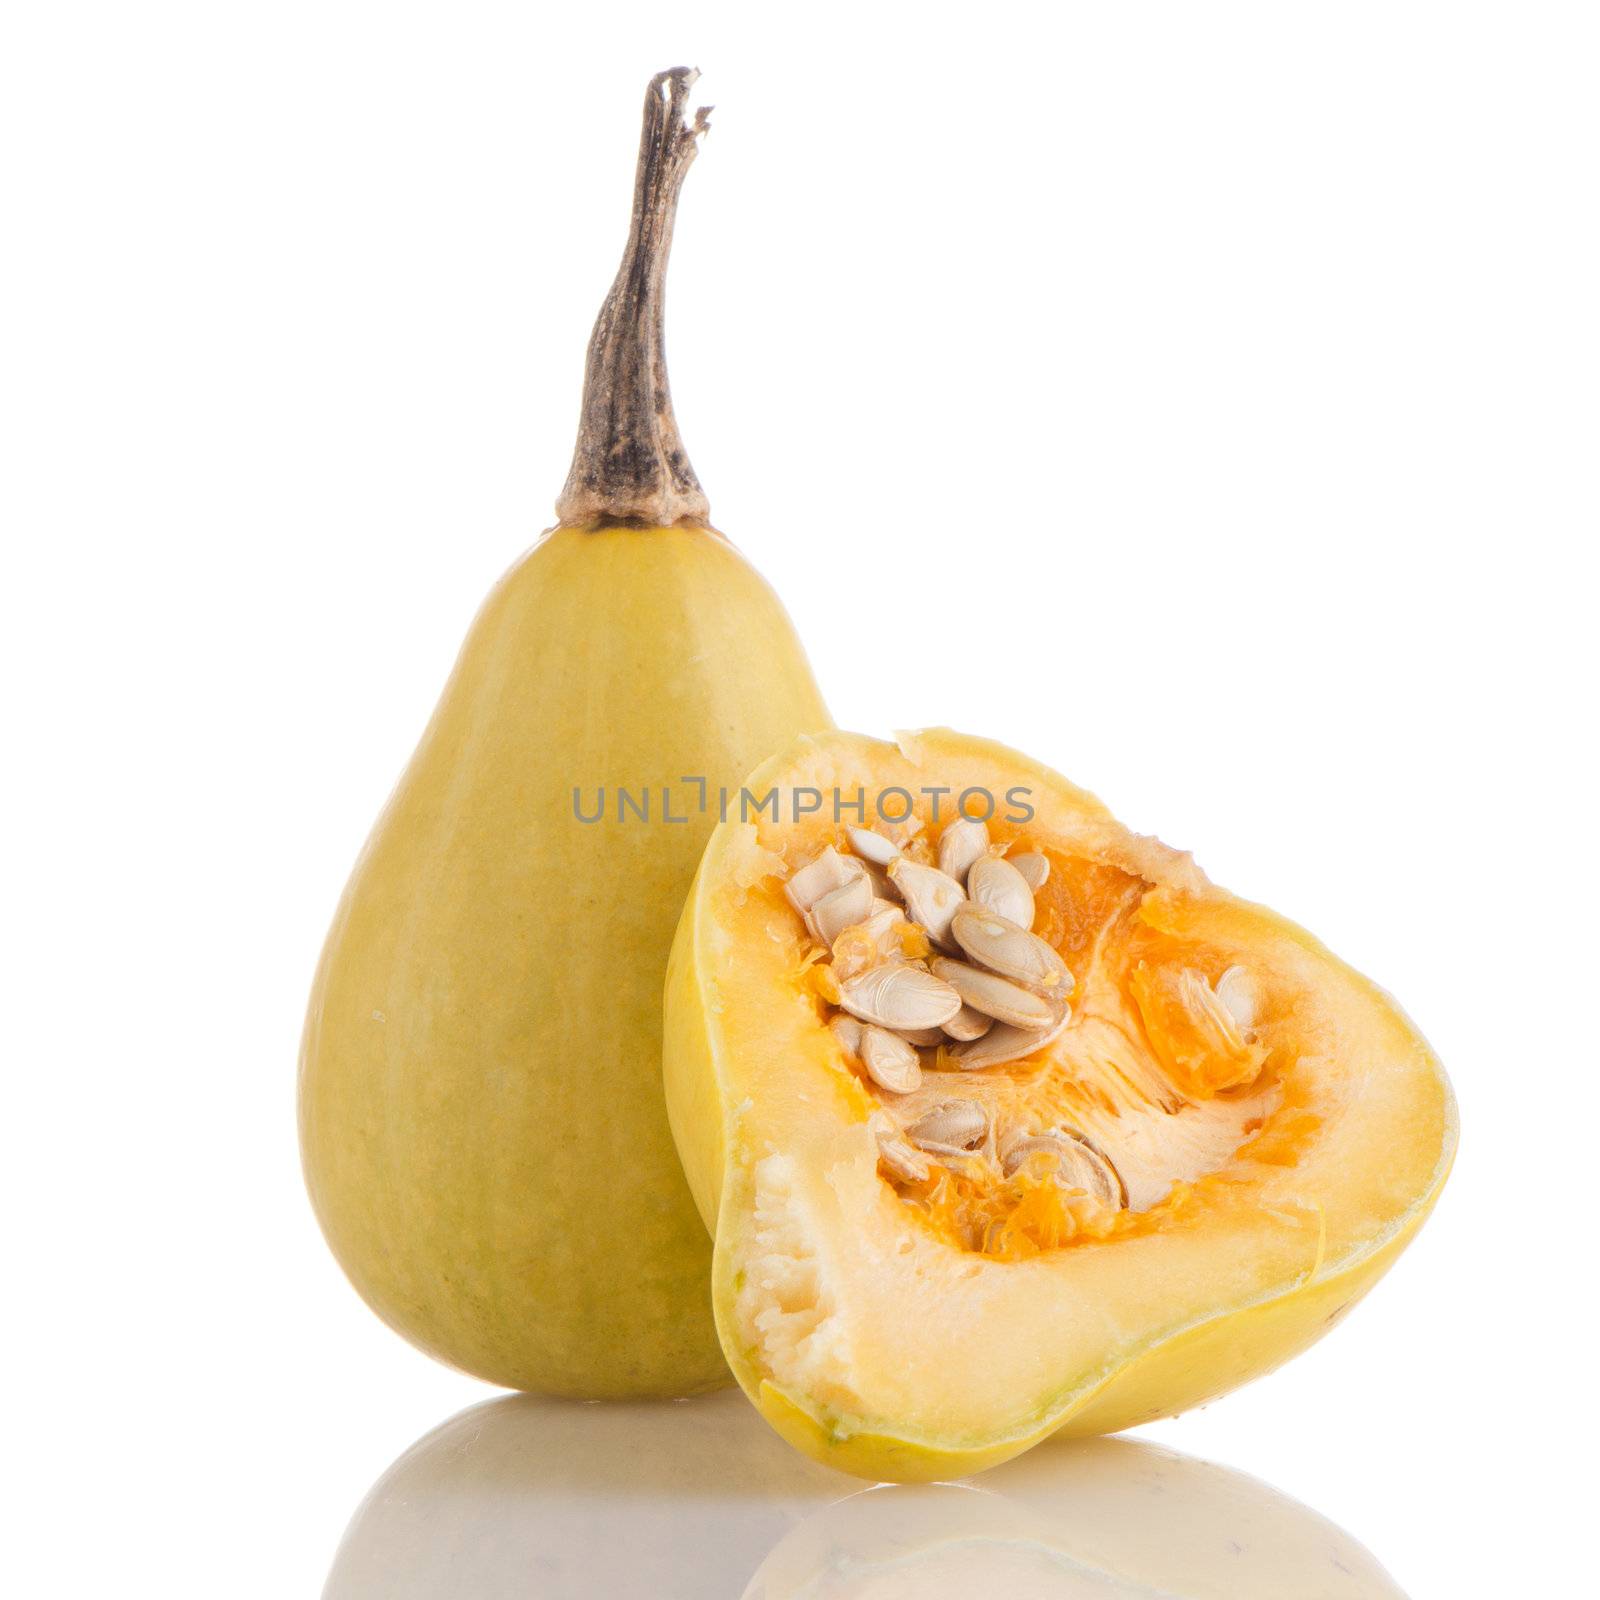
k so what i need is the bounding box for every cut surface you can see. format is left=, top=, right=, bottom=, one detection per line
left=663, top=729, right=1456, bottom=1478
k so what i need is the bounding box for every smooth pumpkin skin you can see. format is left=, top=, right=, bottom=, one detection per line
left=663, top=728, right=1457, bottom=1477
left=300, top=525, right=829, bottom=1396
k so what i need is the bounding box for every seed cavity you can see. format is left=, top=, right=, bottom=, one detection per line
left=782, top=828, right=1267, bottom=1258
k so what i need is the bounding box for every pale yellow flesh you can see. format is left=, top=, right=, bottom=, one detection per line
left=300, top=525, right=828, bottom=1396
left=663, top=729, right=1457, bottom=1476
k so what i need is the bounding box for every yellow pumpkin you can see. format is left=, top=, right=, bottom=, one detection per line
left=299, top=70, right=828, bottom=1395
left=664, top=728, right=1456, bottom=1478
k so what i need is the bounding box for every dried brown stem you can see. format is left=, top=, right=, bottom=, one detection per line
left=555, top=68, right=712, bottom=530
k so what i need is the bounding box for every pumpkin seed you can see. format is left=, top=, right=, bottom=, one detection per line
left=937, top=817, right=989, bottom=884
left=1001, top=1134, right=1059, bottom=1174
left=847, top=826, right=901, bottom=866
left=1214, top=965, right=1260, bottom=1033
left=847, top=857, right=894, bottom=902
left=950, top=1006, right=1072, bottom=1071
left=838, top=963, right=962, bottom=1031
left=1066, top=1134, right=1128, bottom=1208
left=828, top=1013, right=863, bottom=1058
left=860, top=1026, right=922, bottom=1093
left=888, top=814, right=924, bottom=844
left=828, top=908, right=908, bottom=981
left=1002, top=1129, right=1125, bottom=1208
left=1010, top=852, right=1050, bottom=891
left=929, top=956, right=1057, bottom=1031
left=887, top=858, right=968, bottom=948
left=875, top=1131, right=931, bottom=1183
left=1176, top=966, right=1253, bottom=1051
left=942, top=1003, right=995, bottom=1042
left=906, top=1098, right=989, bottom=1154
left=810, top=874, right=874, bottom=945
left=893, top=1025, right=947, bottom=1047
left=951, top=906, right=1074, bottom=999
left=785, top=847, right=864, bottom=915
left=965, top=855, right=1035, bottom=929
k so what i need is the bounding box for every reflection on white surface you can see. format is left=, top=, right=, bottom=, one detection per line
left=323, top=1389, right=1406, bottom=1599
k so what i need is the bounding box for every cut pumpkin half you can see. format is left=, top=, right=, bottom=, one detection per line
left=663, top=729, right=1456, bottom=1481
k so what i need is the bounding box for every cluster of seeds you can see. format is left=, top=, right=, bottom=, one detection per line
left=784, top=815, right=1128, bottom=1210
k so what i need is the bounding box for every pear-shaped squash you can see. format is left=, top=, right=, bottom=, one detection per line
left=300, top=70, right=828, bottom=1396
left=663, top=729, right=1456, bottom=1476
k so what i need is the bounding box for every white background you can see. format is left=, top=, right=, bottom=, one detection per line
left=3, top=3, right=1596, bottom=1595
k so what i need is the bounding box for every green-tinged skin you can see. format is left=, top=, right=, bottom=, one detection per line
left=299, top=525, right=828, bottom=1396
